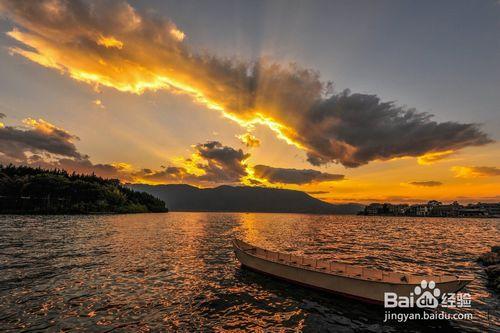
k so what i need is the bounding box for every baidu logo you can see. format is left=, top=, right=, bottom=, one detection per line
left=383, top=279, right=472, bottom=322
left=384, top=280, right=441, bottom=308
left=414, top=280, right=440, bottom=308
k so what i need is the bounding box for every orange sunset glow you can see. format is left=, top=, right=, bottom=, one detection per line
left=0, top=0, right=498, bottom=204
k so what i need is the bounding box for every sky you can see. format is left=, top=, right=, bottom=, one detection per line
left=0, top=0, right=498, bottom=204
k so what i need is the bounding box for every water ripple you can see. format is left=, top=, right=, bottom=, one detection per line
left=0, top=213, right=498, bottom=332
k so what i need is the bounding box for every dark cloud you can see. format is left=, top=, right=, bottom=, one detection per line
left=0, top=117, right=128, bottom=179
left=130, top=142, right=250, bottom=184
left=246, top=178, right=263, bottom=186
left=55, top=158, right=127, bottom=179
left=0, top=114, right=345, bottom=187
left=1, top=144, right=125, bottom=180
left=165, top=166, right=185, bottom=175
left=0, top=118, right=83, bottom=162
left=254, top=165, right=344, bottom=185
left=194, top=141, right=249, bottom=183
left=409, top=181, right=443, bottom=187
left=302, top=92, right=492, bottom=167
left=5, top=151, right=126, bottom=180
left=134, top=142, right=345, bottom=186
left=1, top=0, right=492, bottom=168
left=131, top=166, right=192, bottom=183
left=307, top=191, right=330, bottom=195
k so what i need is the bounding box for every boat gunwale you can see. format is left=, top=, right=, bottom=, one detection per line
left=233, top=239, right=472, bottom=286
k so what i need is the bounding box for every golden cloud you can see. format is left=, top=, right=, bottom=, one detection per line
left=97, top=35, right=124, bottom=49
left=452, top=166, right=500, bottom=178
left=12, top=118, right=88, bottom=162
left=237, top=133, right=261, bottom=148
left=417, top=150, right=455, bottom=165
left=0, top=114, right=341, bottom=187
left=1, top=0, right=493, bottom=167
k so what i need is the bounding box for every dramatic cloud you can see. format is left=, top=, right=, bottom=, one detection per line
left=302, top=94, right=492, bottom=167
left=0, top=117, right=83, bottom=162
left=409, top=181, right=443, bottom=187
left=0, top=113, right=343, bottom=187
left=253, top=165, right=344, bottom=185
left=0, top=116, right=130, bottom=179
left=130, top=141, right=250, bottom=184
left=0, top=118, right=231, bottom=184
left=452, top=166, right=500, bottom=178
left=237, top=133, right=261, bottom=148
left=127, top=141, right=346, bottom=186
left=0, top=115, right=340, bottom=186
left=1, top=0, right=492, bottom=168
left=194, top=141, right=250, bottom=183
left=139, top=143, right=345, bottom=185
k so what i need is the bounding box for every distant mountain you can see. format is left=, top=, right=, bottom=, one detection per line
left=127, top=184, right=363, bottom=215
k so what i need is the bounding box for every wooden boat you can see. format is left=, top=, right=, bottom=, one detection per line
left=233, top=239, right=473, bottom=304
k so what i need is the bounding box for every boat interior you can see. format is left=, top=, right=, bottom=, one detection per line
left=234, top=239, right=459, bottom=284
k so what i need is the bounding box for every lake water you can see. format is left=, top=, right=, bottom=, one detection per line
left=0, top=213, right=498, bottom=332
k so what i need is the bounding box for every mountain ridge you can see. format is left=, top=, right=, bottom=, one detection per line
left=127, top=183, right=363, bottom=215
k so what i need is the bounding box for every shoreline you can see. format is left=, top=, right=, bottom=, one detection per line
left=1, top=211, right=499, bottom=217
left=357, top=213, right=498, bottom=219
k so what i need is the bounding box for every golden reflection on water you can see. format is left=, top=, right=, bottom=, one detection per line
left=0, top=213, right=498, bottom=332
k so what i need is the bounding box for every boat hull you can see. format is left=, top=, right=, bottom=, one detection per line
left=233, top=241, right=469, bottom=304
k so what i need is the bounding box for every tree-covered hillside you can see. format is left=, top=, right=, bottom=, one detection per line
left=0, top=165, right=167, bottom=214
